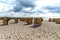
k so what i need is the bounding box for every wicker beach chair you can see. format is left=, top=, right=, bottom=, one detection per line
left=34, top=18, right=42, bottom=25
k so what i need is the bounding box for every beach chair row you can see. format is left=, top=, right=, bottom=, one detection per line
left=20, top=18, right=43, bottom=25
left=0, top=17, right=43, bottom=25
left=49, top=18, right=60, bottom=24
left=0, top=17, right=18, bottom=25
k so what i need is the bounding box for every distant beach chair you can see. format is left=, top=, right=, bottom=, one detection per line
left=1, top=17, right=43, bottom=25
left=25, top=18, right=32, bottom=24
left=19, top=17, right=43, bottom=25
left=20, top=18, right=26, bottom=21
left=13, top=18, right=18, bottom=23
left=53, top=18, right=58, bottom=22
left=49, top=18, right=60, bottom=24
left=49, top=18, right=53, bottom=22
left=3, top=17, right=8, bottom=25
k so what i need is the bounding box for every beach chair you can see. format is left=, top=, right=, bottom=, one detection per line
left=34, top=18, right=42, bottom=25
left=53, top=18, right=58, bottom=22
left=13, top=18, right=18, bottom=23
left=49, top=18, right=52, bottom=22
left=20, top=18, right=26, bottom=21
left=55, top=18, right=60, bottom=24
left=40, top=18, right=43, bottom=21
left=25, top=18, right=32, bottom=24
left=49, top=18, right=53, bottom=22
left=3, top=17, right=8, bottom=25
left=3, top=18, right=18, bottom=25
left=25, top=18, right=43, bottom=25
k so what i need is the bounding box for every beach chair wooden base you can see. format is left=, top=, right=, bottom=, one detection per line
left=56, top=21, right=60, bottom=24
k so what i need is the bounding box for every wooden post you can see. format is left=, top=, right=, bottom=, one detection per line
left=14, top=18, right=18, bottom=23
left=3, top=17, right=8, bottom=25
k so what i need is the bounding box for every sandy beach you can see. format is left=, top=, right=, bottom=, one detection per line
left=0, top=19, right=60, bottom=40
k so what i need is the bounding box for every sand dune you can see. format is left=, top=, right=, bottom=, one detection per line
left=0, top=20, right=60, bottom=40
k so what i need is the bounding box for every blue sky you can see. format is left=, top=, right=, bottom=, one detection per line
left=0, top=0, right=60, bottom=18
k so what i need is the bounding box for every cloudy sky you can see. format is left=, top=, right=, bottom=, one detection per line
left=0, top=0, right=60, bottom=19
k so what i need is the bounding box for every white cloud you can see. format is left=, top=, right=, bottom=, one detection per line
left=1, top=12, right=60, bottom=19
left=0, top=3, right=13, bottom=13
left=0, top=0, right=15, bottom=13
left=27, top=0, right=60, bottom=18
left=22, top=7, right=32, bottom=11
left=33, top=0, right=60, bottom=19
left=0, top=0, right=60, bottom=19
left=0, top=3, right=9, bottom=12
left=34, top=0, right=60, bottom=9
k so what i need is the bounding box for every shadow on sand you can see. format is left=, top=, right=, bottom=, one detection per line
left=24, top=23, right=32, bottom=25
left=9, top=22, right=18, bottom=24
left=30, top=24, right=41, bottom=28
left=0, top=24, right=8, bottom=26
left=0, top=22, right=18, bottom=26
